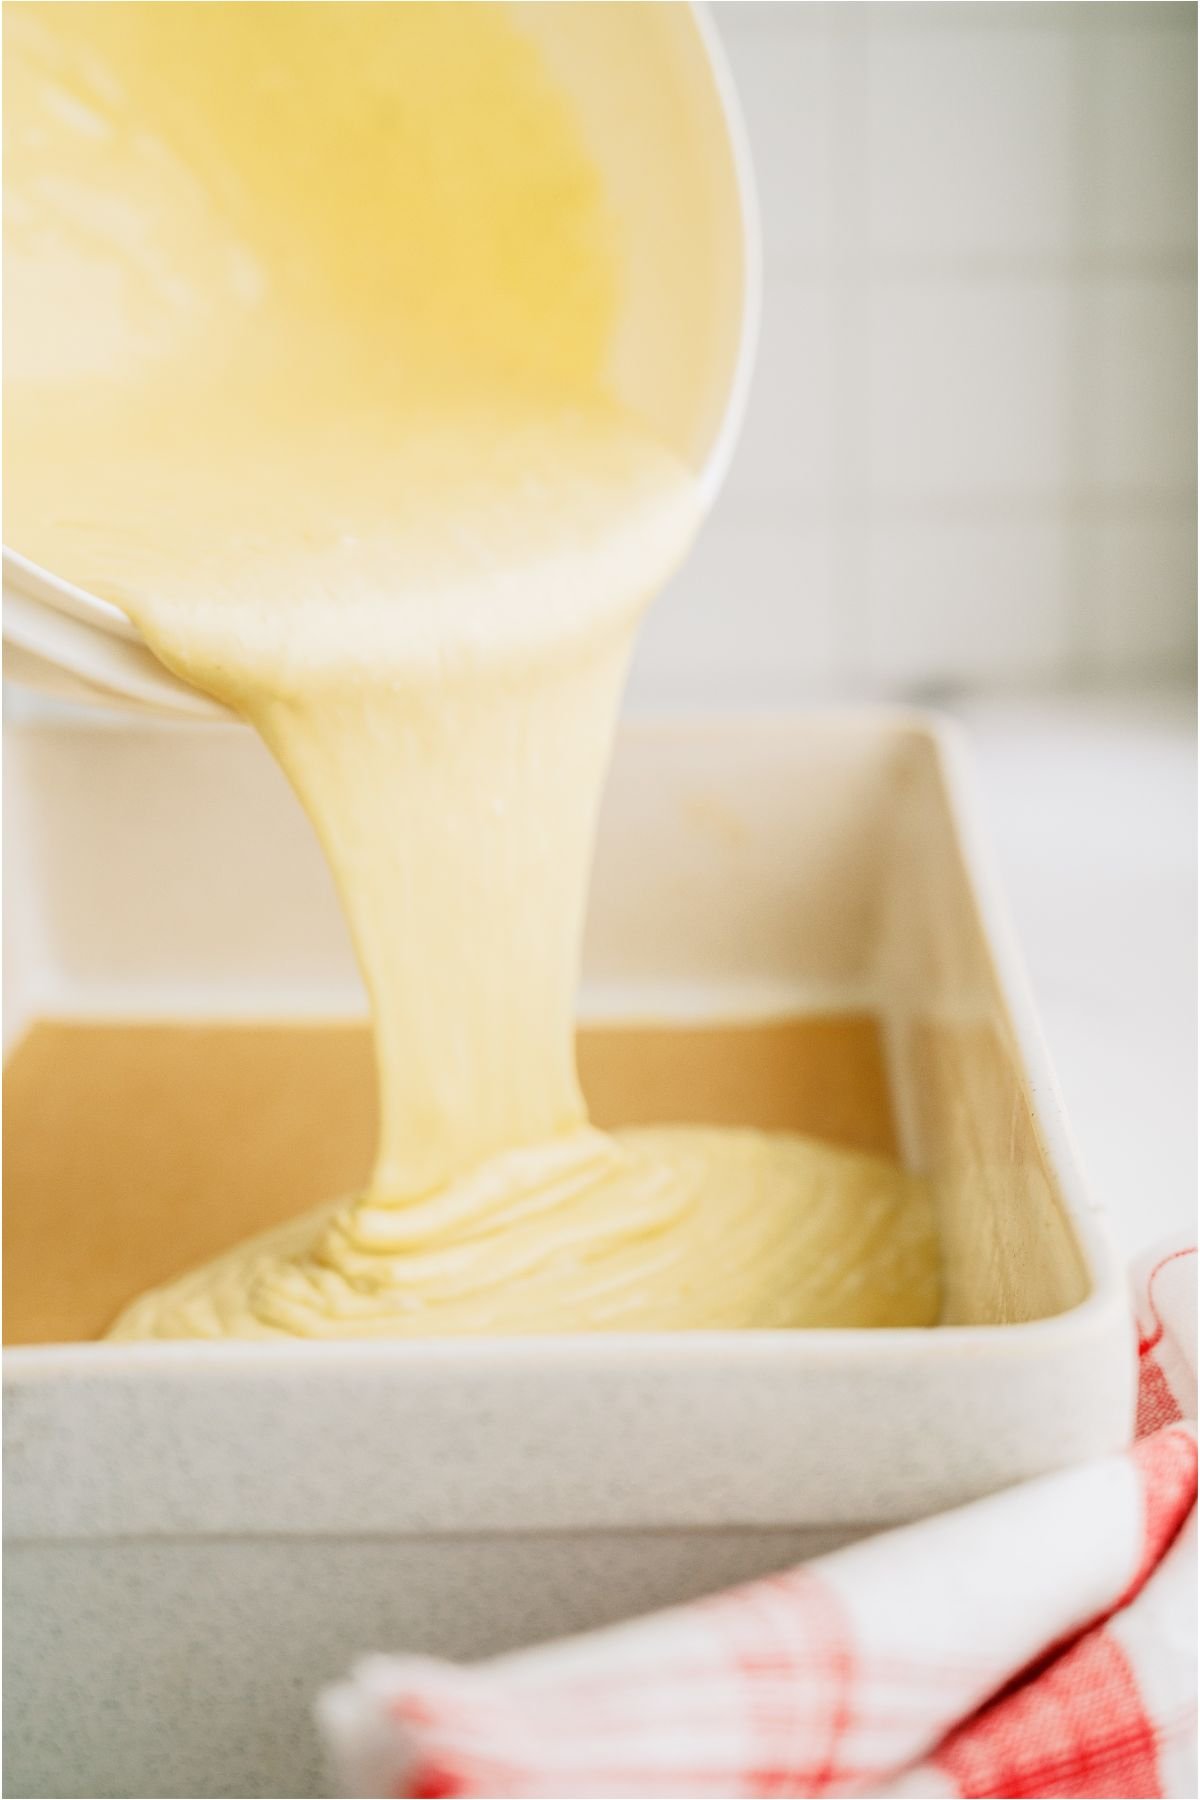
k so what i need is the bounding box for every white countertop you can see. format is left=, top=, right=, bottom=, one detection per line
left=951, top=688, right=1196, bottom=1257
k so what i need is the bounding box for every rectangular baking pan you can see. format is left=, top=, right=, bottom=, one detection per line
left=3, top=710, right=1134, bottom=1800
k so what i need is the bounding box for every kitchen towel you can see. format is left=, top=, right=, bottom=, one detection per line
left=319, top=1241, right=1196, bottom=1799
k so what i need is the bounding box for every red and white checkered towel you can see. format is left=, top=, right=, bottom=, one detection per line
left=319, top=1241, right=1197, bottom=1799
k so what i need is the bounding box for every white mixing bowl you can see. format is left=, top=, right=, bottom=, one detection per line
left=2, top=1, right=759, bottom=719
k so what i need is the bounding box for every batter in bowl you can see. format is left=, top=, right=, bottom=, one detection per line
left=5, top=3, right=937, bottom=1337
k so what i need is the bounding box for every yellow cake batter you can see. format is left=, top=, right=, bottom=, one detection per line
left=5, top=3, right=938, bottom=1338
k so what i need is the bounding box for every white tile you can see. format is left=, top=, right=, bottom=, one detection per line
left=864, top=21, right=1075, bottom=259
left=626, top=512, right=837, bottom=707
left=719, top=9, right=836, bottom=267
left=1094, top=22, right=1197, bottom=256
left=867, top=280, right=1073, bottom=497
left=1084, top=514, right=1197, bottom=677
left=1094, top=3, right=1199, bottom=29
left=1088, top=278, right=1196, bottom=494
left=725, top=277, right=835, bottom=501
left=715, top=1, right=840, bottom=34
left=863, top=518, right=1072, bottom=689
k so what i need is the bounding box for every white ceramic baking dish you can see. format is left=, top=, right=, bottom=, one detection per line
left=3, top=709, right=1134, bottom=1800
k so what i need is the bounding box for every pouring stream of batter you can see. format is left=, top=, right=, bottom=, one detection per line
left=5, top=3, right=937, bottom=1337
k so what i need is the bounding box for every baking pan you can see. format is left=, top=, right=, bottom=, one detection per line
left=3, top=711, right=1134, bottom=1800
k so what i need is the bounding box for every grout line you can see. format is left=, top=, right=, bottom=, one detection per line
left=704, top=490, right=1198, bottom=527
left=1065, top=3, right=1104, bottom=680
left=765, top=252, right=1197, bottom=282
left=717, top=2, right=1196, bottom=38
left=827, top=4, right=871, bottom=691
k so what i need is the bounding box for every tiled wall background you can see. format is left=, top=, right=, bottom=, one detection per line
left=627, top=1, right=1197, bottom=708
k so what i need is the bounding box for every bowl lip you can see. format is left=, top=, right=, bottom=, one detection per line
left=2, top=547, right=136, bottom=638
left=689, top=0, right=762, bottom=512
left=3, top=709, right=1131, bottom=1382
